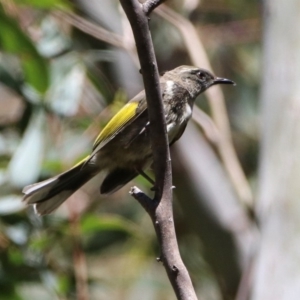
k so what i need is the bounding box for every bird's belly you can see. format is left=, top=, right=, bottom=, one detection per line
left=167, top=121, right=182, bottom=142
left=99, top=146, right=152, bottom=169
left=166, top=103, right=191, bottom=142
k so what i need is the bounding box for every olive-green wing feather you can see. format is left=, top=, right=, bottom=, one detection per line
left=92, top=91, right=147, bottom=153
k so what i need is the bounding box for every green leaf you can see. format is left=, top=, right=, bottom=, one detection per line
left=29, top=234, right=52, bottom=251
left=14, top=0, right=71, bottom=9
left=56, top=275, right=70, bottom=294
left=8, top=247, right=24, bottom=265
left=47, top=54, right=85, bottom=116
left=0, top=195, right=25, bottom=215
left=0, top=10, right=49, bottom=94
left=8, top=109, right=46, bottom=187
left=36, top=16, right=71, bottom=58
left=80, top=214, right=138, bottom=237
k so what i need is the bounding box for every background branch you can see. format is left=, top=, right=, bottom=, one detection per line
left=120, top=0, right=198, bottom=299
left=156, top=5, right=253, bottom=209
left=53, top=10, right=139, bottom=66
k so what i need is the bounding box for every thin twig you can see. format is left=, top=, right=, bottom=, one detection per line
left=192, top=106, right=221, bottom=145
left=53, top=10, right=139, bottom=66
left=143, top=0, right=166, bottom=15
left=130, top=186, right=157, bottom=214
left=54, top=10, right=125, bottom=48
left=120, top=1, right=198, bottom=299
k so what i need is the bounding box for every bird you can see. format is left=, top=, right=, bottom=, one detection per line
left=23, top=65, right=234, bottom=215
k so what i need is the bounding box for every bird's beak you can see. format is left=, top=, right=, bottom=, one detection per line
left=213, top=77, right=236, bottom=86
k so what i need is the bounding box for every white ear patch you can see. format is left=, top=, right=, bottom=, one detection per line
left=165, top=80, right=175, bottom=95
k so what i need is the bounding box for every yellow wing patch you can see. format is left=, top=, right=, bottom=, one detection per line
left=73, top=155, right=89, bottom=168
left=93, top=102, right=139, bottom=150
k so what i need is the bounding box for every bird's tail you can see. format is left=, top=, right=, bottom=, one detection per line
left=23, top=159, right=98, bottom=215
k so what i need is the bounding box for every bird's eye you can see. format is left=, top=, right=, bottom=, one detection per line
left=197, top=71, right=206, bottom=81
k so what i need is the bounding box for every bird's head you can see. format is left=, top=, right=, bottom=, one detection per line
left=164, top=65, right=235, bottom=98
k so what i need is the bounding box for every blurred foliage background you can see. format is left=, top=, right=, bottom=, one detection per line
left=0, top=0, right=277, bottom=299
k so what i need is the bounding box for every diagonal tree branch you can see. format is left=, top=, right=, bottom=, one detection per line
left=53, top=10, right=139, bottom=66
left=119, top=1, right=198, bottom=299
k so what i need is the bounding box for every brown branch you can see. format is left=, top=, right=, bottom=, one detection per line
left=120, top=0, right=168, bottom=201
left=119, top=1, right=198, bottom=299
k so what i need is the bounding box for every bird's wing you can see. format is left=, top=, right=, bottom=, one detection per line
left=92, top=90, right=147, bottom=153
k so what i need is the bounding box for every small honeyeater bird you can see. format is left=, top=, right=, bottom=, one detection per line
left=23, top=65, right=234, bottom=215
